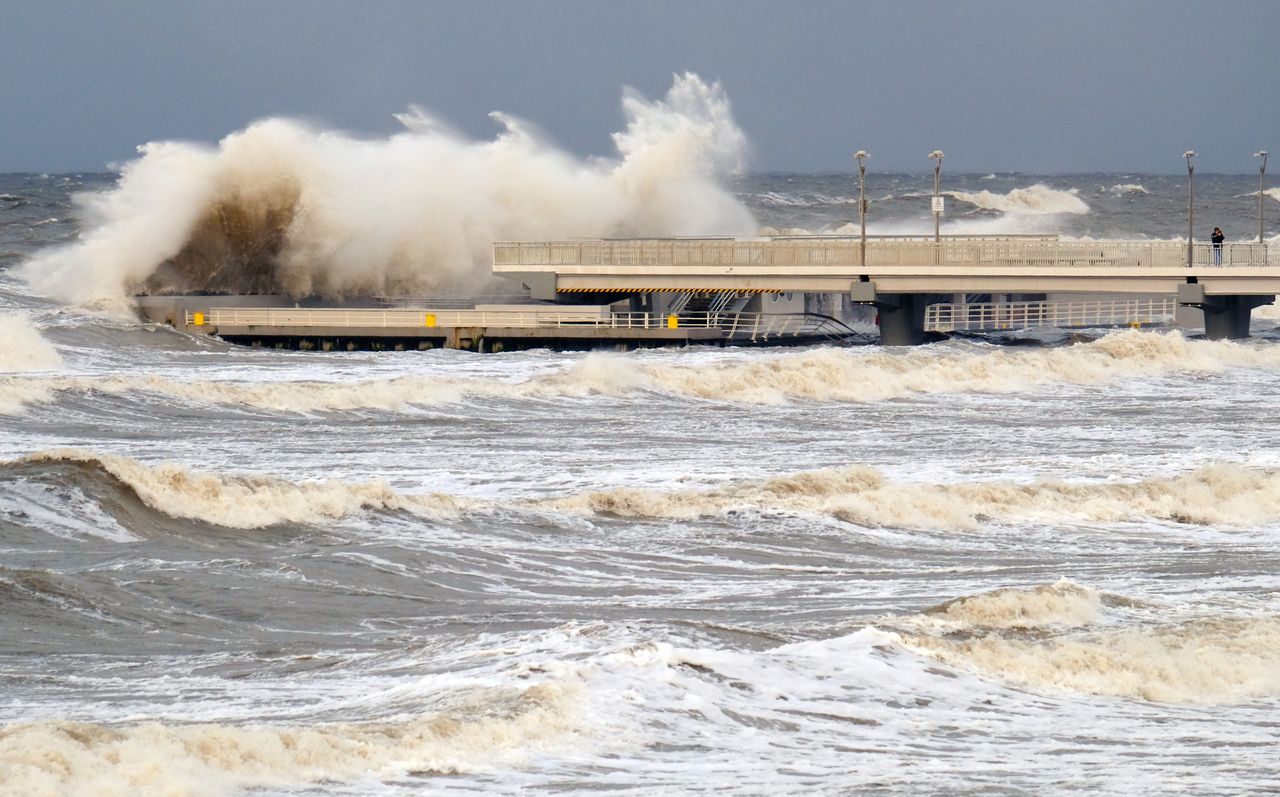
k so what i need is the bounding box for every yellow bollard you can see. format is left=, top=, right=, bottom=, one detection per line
left=192, top=312, right=204, bottom=327
left=666, top=314, right=678, bottom=329
left=425, top=313, right=437, bottom=328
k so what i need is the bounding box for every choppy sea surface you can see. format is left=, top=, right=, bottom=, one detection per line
left=4, top=172, right=1280, bottom=796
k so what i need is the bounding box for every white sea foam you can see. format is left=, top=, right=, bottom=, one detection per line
left=945, top=184, right=1089, bottom=215
left=4, top=330, right=1280, bottom=416
left=0, top=683, right=577, bottom=797
left=903, top=607, right=1280, bottom=704
left=546, top=461, right=1280, bottom=529
left=1107, top=183, right=1149, bottom=195
left=918, top=579, right=1103, bottom=630
left=0, top=314, right=61, bottom=372
left=15, top=448, right=1280, bottom=531
left=21, top=74, right=754, bottom=304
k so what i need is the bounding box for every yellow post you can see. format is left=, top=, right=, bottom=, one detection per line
left=192, top=312, right=204, bottom=327
left=425, top=313, right=437, bottom=328
left=666, top=314, right=678, bottom=329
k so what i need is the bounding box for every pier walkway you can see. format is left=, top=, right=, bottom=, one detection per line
left=493, top=236, right=1280, bottom=343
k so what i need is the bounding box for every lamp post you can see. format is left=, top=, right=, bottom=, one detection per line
left=1185, top=150, right=1196, bottom=267
left=930, top=150, right=945, bottom=244
left=1256, top=151, right=1269, bottom=243
left=854, top=150, right=868, bottom=266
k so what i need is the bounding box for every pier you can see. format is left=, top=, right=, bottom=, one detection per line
left=494, top=236, right=1280, bottom=345
left=140, top=235, right=1280, bottom=348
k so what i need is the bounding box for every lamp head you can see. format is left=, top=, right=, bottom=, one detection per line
left=1255, top=151, right=1269, bottom=158
left=929, top=150, right=945, bottom=160
left=1184, top=150, right=1197, bottom=159
left=854, top=150, right=868, bottom=160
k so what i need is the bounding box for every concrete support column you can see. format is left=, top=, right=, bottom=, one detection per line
left=1202, top=295, right=1272, bottom=340
left=1177, top=283, right=1274, bottom=340
left=876, top=293, right=933, bottom=346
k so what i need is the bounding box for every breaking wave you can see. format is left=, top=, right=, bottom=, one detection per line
left=1105, top=183, right=1149, bottom=195
left=21, top=73, right=755, bottom=304
left=896, top=582, right=1280, bottom=703
left=918, top=579, right=1102, bottom=630
left=4, top=331, right=1280, bottom=416
left=0, top=683, right=576, bottom=797
left=548, top=461, right=1280, bottom=529
left=8, top=450, right=469, bottom=529
left=11, top=450, right=1280, bottom=531
left=945, top=184, right=1089, bottom=215
left=0, top=314, right=61, bottom=372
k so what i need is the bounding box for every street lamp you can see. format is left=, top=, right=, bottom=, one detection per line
left=1256, top=151, right=1269, bottom=243
left=854, top=150, right=869, bottom=265
left=1184, top=150, right=1196, bottom=267
left=930, top=150, right=945, bottom=244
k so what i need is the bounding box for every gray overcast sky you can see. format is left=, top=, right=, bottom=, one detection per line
left=2, top=0, right=1276, bottom=174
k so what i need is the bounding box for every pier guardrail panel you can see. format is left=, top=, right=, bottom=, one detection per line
left=494, top=239, right=1270, bottom=271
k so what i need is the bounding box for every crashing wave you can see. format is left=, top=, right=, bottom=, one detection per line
left=944, top=184, right=1089, bottom=215
left=4, top=331, right=1280, bottom=416
left=20, top=74, right=755, bottom=305
left=896, top=583, right=1280, bottom=703
left=0, top=314, right=61, bottom=372
left=9, top=449, right=1280, bottom=531
left=0, top=683, right=576, bottom=797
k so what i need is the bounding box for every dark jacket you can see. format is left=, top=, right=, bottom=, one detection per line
left=1211, top=230, right=1225, bottom=246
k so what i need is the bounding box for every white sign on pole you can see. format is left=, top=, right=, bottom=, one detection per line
left=931, top=196, right=945, bottom=214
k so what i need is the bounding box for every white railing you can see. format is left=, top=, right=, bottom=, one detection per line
left=184, top=307, right=837, bottom=340
left=925, top=297, right=1179, bottom=332
left=493, top=239, right=1272, bottom=270
left=189, top=307, right=612, bottom=328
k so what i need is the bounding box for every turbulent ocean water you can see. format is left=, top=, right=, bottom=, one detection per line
left=4, top=169, right=1280, bottom=796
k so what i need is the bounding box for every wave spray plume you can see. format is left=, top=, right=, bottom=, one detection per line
left=22, top=74, right=755, bottom=304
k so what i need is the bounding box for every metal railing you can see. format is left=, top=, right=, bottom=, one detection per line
left=184, top=307, right=850, bottom=342
left=925, top=297, right=1179, bottom=332
left=188, top=307, right=614, bottom=328
left=494, top=238, right=1273, bottom=270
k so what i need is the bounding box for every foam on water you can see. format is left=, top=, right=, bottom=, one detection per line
left=897, top=583, right=1280, bottom=703
left=4, top=330, right=1280, bottom=415
left=14, top=449, right=1280, bottom=531
left=0, top=683, right=578, bottom=797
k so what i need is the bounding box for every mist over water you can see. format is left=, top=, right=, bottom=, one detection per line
left=5, top=80, right=1280, bottom=795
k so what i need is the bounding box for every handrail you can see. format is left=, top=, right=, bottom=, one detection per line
left=183, top=307, right=852, bottom=336
left=925, top=297, right=1178, bottom=332
left=493, top=239, right=1272, bottom=270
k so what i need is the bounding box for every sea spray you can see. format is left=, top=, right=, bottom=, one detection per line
left=21, top=74, right=755, bottom=304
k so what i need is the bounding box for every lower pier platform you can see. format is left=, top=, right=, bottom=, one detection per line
left=135, top=297, right=856, bottom=351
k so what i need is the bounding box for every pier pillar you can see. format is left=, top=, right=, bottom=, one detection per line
left=1177, top=284, right=1274, bottom=340
left=851, top=282, right=943, bottom=346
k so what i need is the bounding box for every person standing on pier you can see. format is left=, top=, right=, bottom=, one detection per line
left=1212, top=226, right=1225, bottom=265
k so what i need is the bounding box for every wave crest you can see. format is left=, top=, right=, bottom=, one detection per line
left=5, top=331, right=1280, bottom=416
left=12, top=450, right=468, bottom=529
left=905, top=612, right=1280, bottom=703
left=0, top=683, right=576, bottom=797
left=945, top=184, right=1089, bottom=215
left=0, top=314, right=61, bottom=372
